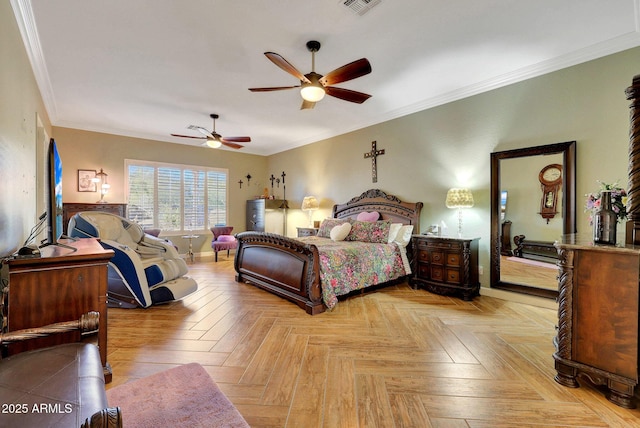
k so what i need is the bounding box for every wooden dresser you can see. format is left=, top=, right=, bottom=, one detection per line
left=246, top=199, right=286, bottom=232
left=62, top=202, right=127, bottom=234
left=409, top=235, right=480, bottom=300
left=4, top=238, right=114, bottom=382
left=555, top=234, right=640, bottom=408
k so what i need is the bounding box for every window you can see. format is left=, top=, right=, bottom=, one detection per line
left=125, top=159, right=228, bottom=232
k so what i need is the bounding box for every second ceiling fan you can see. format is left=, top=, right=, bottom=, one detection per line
left=171, top=114, right=251, bottom=149
left=249, top=40, right=372, bottom=110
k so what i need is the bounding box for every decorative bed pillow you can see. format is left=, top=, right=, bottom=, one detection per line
left=356, top=211, right=380, bottom=222
left=388, top=223, right=403, bottom=243
left=330, top=223, right=352, bottom=241
left=317, top=218, right=351, bottom=238
left=346, top=220, right=391, bottom=243
left=393, top=225, right=414, bottom=247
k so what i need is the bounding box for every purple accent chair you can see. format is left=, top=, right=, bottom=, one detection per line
left=210, top=226, right=238, bottom=262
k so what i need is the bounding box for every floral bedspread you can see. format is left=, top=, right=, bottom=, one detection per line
left=297, top=236, right=408, bottom=309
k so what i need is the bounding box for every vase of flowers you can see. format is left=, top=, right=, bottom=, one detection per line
left=585, top=181, right=628, bottom=245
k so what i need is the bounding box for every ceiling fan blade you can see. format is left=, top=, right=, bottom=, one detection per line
left=325, top=86, right=372, bottom=104
left=264, top=52, right=310, bottom=83
left=320, top=58, right=371, bottom=86
left=221, top=136, right=251, bottom=143
left=300, top=99, right=316, bottom=110
left=221, top=141, right=245, bottom=149
left=188, top=125, right=214, bottom=139
left=171, top=133, right=206, bottom=139
left=249, top=85, right=300, bottom=92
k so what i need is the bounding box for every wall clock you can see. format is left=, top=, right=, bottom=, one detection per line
left=539, top=164, right=562, bottom=223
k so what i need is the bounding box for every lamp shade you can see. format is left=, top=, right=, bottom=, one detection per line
left=301, top=196, right=319, bottom=211
left=445, top=188, right=474, bottom=209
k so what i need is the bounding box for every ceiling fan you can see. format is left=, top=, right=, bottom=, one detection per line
left=249, top=40, right=372, bottom=110
left=171, top=114, right=251, bottom=149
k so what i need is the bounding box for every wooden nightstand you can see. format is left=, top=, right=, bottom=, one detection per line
left=297, top=227, right=319, bottom=237
left=409, top=235, right=480, bottom=300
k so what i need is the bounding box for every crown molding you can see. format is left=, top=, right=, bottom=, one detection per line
left=11, top=0, right=57, bottom=122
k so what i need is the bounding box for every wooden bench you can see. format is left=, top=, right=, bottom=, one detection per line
left=513, top=235, right=558, bottom=263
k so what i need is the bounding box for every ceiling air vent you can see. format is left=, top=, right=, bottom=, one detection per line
left=339, top=0, right=382, bottom=16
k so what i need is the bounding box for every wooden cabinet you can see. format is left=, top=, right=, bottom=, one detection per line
left=409, top=235, right=480, bottom=300
left=63, top=202, right=126, bottom=234
left=4, top=238, right=114, bottom=382
left=555, top=235, right=640, bottom=408
left=296, top=227, right=318, bottom=237
left=246, top=199, right=286, bottom=233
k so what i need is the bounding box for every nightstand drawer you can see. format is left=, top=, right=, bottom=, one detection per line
left=418, top=264, right=430, bottom=277
left=446, top=269, right=461, bottom=283
left=418, top=250, right=430, bottom=263
left=430, top=266, right=444, bottom=281
left=430, top=251, right=445, bottom=265
left=447, top=253, right=461, bottom=266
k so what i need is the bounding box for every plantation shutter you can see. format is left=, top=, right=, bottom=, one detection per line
left=125, top=160, right=228, bottom=232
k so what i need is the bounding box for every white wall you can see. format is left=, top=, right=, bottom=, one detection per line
left=0, top=1, right=52, bottom=257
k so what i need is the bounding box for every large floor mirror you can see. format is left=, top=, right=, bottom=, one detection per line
left=490, top=141, right=576, bottom=299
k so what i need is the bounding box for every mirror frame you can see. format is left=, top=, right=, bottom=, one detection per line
left=490, top=141, right=576, bottom=299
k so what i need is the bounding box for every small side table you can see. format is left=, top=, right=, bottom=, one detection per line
left=181, top=235, right=199, bottom=263
left=297, top=227, right=319, bottom=237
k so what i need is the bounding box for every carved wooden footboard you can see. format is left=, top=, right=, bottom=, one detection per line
left=234, top=232, right=324, bottom=314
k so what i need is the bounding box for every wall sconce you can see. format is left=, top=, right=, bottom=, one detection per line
left=445, top=188, right=474, bottom=238
left=93, top=168, right=110, bottom=203
left=301, top=196, right=319, bottom=227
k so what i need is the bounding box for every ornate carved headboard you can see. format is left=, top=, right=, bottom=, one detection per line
left=331, top=189, right=423, bottom=232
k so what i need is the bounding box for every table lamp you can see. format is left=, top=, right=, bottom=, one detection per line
left=301, top=196, right=319, bottom=227
left=445, top=188, right=474, bottom=238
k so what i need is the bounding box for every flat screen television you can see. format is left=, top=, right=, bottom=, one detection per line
left=47, top=138, right=63, bottom=244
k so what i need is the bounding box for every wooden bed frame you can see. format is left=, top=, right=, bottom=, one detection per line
left=234, top=189, right=423, bottom=314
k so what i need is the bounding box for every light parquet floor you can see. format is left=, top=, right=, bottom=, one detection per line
left=105, top=257, right=640, bottom=427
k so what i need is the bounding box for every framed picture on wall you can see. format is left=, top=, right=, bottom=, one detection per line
left=78, top=169, right=97, bottom=192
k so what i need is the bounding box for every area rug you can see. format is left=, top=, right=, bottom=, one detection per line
left=106, top=362, right=249, bottom=428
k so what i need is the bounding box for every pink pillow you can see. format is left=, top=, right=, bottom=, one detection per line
left=356, top=211, right=379, bottom=222
left=217, top=235, right=235, bottom=242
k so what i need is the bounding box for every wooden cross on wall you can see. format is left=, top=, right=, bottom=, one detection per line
left=364, top=141, right=385, bottom=183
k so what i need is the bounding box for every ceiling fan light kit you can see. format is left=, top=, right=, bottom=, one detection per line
left=300, top=83, right=326, bottom=102
left=249, top=40, right=372, bottom=109
left=206, top=139, right=222, bottom=148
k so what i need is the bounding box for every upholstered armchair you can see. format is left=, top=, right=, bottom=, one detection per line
left=210, top=226, right=238, bottom=262
left=68, top=212, right=198, bottom=308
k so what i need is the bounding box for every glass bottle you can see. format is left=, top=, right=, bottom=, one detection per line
left=593, top=190, right=617, bottom=245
